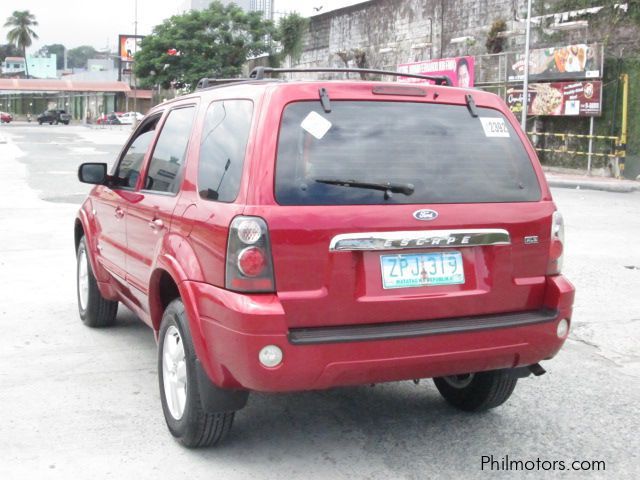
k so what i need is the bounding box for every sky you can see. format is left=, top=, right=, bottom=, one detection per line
left=1, top=0, right=368, bottom=53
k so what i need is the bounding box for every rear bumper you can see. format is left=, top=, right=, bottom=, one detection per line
left=189, top=275, right=575, bottom=392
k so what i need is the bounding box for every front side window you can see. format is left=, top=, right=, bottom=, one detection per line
left=198, top=100, right=253, bottom=202
left=114, top=115, right=161, bottom=189
left=145, top=106, right=196, bottom=194
left=275, top=101, right=541, bottom=205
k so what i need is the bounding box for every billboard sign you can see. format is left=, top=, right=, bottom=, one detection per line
left=507, top=44, right=603, bottom=82
left=119, top=34, right=145, bottom=62
left=506, top=81, right=602, bottom=117
left=397, top=56, right=475, bottom=87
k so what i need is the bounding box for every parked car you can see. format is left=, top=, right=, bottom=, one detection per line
left=75, top=67, right=575, bottom=448
left=96, top=112, right=123, bottom=125
left=0, top=111, right=12, bottom=123
left=116, top=111, right=144, bottom=124
left=37, top=109, right=71, bottom=125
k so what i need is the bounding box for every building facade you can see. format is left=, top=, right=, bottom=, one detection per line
left=1, top=55, right=57, bottom=79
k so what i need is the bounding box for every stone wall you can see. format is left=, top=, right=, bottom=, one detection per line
left=296, top=0, right=528, bottom=72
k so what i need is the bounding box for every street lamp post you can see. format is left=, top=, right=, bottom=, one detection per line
left=521, top=0, right=533, bottom=131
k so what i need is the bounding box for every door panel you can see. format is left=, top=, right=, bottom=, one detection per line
left=126, top=193, right=178, bottom=296
left=92, top=185, right=127, bottom=280
left=125, top=105, right=196, bottom=304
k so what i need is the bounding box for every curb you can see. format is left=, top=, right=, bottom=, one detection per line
left=547, top=178, right=640, bottom=193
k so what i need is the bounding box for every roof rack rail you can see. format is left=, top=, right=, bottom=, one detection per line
left=249, top=67, right=452, bottom=86
left=195, top=77, right=254, bottom=90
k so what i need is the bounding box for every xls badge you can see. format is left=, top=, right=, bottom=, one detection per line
left=413, top=209, right=438, bottom=221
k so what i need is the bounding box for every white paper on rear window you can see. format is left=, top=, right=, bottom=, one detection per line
left=479, top=117, right=510, bottom=138
left=300, top=111, right=332, bottom=140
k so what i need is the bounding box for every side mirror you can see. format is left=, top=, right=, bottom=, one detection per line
left=78, top=163, right=108, bottom=185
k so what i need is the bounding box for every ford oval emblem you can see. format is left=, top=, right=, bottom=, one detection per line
left=413, top=209, right=438, bottom=221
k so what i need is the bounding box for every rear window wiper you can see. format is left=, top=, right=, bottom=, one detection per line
left=315, top=178, right=414, bottom=200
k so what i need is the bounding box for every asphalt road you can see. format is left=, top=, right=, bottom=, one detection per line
left=0, top=123, right=638, bottom=479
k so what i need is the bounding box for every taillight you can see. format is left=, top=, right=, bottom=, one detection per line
left=226, top=216, right=275, bottom=292
left=547, top=211, right=565, bottom=275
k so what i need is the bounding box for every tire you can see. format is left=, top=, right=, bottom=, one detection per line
left=433, top=369, right=518, bottom=412
left=38, top=121, right=43, bottom=125
left=49, top=121, right=53, bottom=125
left=76, top=236, right=118, bottom=327
left=158, top=299, right=235, bottom=448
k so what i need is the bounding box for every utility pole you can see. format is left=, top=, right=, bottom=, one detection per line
left=521, top=0, right=532, bottom=131
left=132, top=0, right=138, bottom=129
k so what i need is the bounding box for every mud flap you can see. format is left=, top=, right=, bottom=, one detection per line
left=196, top=359, right=249, bottom=413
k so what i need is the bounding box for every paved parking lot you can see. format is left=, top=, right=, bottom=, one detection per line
left=0, top=123, right=638, bottom=479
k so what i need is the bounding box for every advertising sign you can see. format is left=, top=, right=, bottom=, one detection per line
left=506, top=81, right=602, bottom=117
left=118, top=34, right=145, bottom=62
left=507, top=44, right=603, bottom=82
left=397, top=56, right=475, bottom=87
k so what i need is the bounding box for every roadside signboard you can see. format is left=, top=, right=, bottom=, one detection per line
left=507, top=44, right=603, bottom=82
left=118, top=34, right=145, bottom=62
left=506, top=80, right=602, bottom=117
left=397, top=56, right=475, bottom=87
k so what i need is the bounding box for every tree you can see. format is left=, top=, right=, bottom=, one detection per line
left=275, top=13, right=309, bottom=65
left=67, top=45, right=98, bottom=69
left=4, top=10, right=38, bottom=78
left=0, top=43, right=21, bottom=60
left=36, top=43, right=66, bottom=70
left=134, top=1, right=275, bottom=90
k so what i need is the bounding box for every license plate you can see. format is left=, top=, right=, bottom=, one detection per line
left=380, top=252, right=465, bottom=289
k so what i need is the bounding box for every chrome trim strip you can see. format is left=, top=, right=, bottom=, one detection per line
left=329, top=229, right=511, bottom=251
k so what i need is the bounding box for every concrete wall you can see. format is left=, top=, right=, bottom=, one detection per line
left=296, top=0, right=528, bottom=71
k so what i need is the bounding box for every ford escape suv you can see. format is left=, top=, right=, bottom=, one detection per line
left=75, top=67, right=575, bottom=448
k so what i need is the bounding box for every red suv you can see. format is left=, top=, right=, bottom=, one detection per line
left=75, top=67, right=575, bottom=448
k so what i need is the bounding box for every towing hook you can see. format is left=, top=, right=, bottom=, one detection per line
left=528, top=363, right=547, bottom=376
left=512, top=363, right=547, bottom=378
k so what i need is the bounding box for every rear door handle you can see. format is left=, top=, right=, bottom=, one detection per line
left=114, top=207, right=125, bottom=219
left=148, top=218, right=164, bottom=230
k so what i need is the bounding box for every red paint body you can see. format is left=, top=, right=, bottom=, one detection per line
left=76, top=80, right=575, bottom=392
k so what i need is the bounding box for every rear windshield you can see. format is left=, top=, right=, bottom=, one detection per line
left=275, top=101, right=541, bottom=205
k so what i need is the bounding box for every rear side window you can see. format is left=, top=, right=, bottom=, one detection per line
left=198, top=100, right=253, bottom=202
left=275, top=101, right=541, bottom=205
left=145, top=106, right=196, bottom=194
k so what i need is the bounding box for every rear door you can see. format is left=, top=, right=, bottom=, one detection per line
left=125, top=104, right=197, bottom=303
left=261, top=98, right=553, bottom=328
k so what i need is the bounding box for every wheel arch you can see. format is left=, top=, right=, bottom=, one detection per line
left=149, top=255, right=217, bottom=384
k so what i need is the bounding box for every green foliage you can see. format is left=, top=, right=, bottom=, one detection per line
left=134, top=1, right=275, bottom=90
left=0, top=43, right=21, bottom=60
left=275, top=13, right=309, bottom=63
left=67, top=45, right=98, bottom=69
left=4, top=10, right=38, bottom=77
left=548, top=0, right=640, bottom=53
left=485, top=19, right=507, bottom=54
left=36, top=44, right=66, bottom=69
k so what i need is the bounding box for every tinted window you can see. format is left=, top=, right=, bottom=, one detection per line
left=198, top=100, right=253, bottom=202
left=145, top=106, right=196, bottom=193
left=115, top=116, right=160, bottom=188
left=275, top=101, right=541, bottom=205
